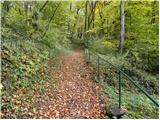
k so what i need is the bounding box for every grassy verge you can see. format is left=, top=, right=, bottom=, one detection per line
left=97, top=79, right=159, bottom=119
left=84, top=49, right=159, bottom=119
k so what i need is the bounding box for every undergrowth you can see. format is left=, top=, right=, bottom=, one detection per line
left=98, top=79, right=159, bottom=119
left=85, top=49, right=159, bottom=119
left=1, top=31, right=72, bottom=118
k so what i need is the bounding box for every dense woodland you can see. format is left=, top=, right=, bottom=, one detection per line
left=1, top=0, right=159, bottom=119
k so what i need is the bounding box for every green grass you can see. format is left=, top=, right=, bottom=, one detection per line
left=84, top=49, right=159, bottom=119
left=97, top=79, right=159, bottom=119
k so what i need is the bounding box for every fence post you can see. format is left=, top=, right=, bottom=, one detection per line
left=119, top=71, right=122, bottom=109
left=97, top=56, right=100, bottom=79
left=88, top=50, right=90, bottom=61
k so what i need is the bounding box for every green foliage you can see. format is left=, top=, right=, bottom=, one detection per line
left=1, top=0, right=159, bottom=119
left=1, top=41, right=49, bottom=92
left=1, top=1, right=72, bottom=118
left=102, top=82, right=159, bottom=119
left=82, top=1, right=159, bottom=75
left=88, top=50, right=158, bottom=94
left=89, top=38, right=117, bottom=55
left=126, top=41, right=158, bottom=73
left=86, top=50, right=158, bottom=119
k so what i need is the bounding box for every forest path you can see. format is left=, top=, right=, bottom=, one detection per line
left=34, top=49, right=108, bottom=119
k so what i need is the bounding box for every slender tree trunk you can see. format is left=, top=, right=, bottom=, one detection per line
left=68, top=2, right=72, bottom=31
left=42, top=2, right=61, bottom=38
left=91, top=1, right=94, bottom=28
left=92, top=11, right=95, bottom=28
left=119, top=0, right=125, bottom=54
left=88, top=12, right=90, bottom=29
left=98, top=8, right=105, bottom=38
left=71, top=8, right=80, bottom=38
left=130, top=11, right=131, bottom=28
left=2, top=1, right=10, bottom=26
left=84, top=1, right=88, bottom=33
left=92, top=1, right=96, bottom=28
left=39, top=1, right=49, bottom=12
left=24, top=1, right=29, bottom=26
left=151, top=1, right=156, bottom=24
left=88, top=1, right=97, bottom=30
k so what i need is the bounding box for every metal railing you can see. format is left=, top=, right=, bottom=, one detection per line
left=85, top=49, right=159, bottom=108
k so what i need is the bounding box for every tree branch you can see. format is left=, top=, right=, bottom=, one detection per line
left=39, top=1, right=49, bottom=12
left=42, top=2, right=61, bottom=38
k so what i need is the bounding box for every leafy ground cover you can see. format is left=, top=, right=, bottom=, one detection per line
left=1, top=41, right=62, bottom=118
left=1, top=31, right=71, bottom=118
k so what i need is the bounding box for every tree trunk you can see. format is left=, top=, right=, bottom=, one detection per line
left=2, top=1, right=10, bottom=26
left=84, top=1, right=88, bottom=33
left=68, top=2, right=72, bottom=31
left=151, top=1, right=156, bottom=24
left=119, top=0, right=125, bottom=54
left=71, top=8, right=80, bottom=38
left=98, top=8, right=105, bottom=38
left=39, top=1, right=49, bottom=12
left=42, top=2, right=61, bottom=38
left=24, top=1, right=29, bottom=26
left=88, top=1, right=97, bottom=30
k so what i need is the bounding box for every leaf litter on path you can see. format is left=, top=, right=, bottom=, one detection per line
left=34, top=50, right=109, bottom=119
left=2, top=50, right=109, bottom=119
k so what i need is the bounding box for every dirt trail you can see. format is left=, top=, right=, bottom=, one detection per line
left=35, top=50, right=108, bottom=119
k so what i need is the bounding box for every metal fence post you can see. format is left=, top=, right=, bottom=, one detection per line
left=119, top=71, right=122, bottom=108
left=97, top=56, right=100, bottom=79
left=88, top=50, right=90, bottom=61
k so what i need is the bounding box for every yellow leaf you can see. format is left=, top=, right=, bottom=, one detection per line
left=33, top=108, right=36, bottom=113
left=39, top=110, right=43, bottom=115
